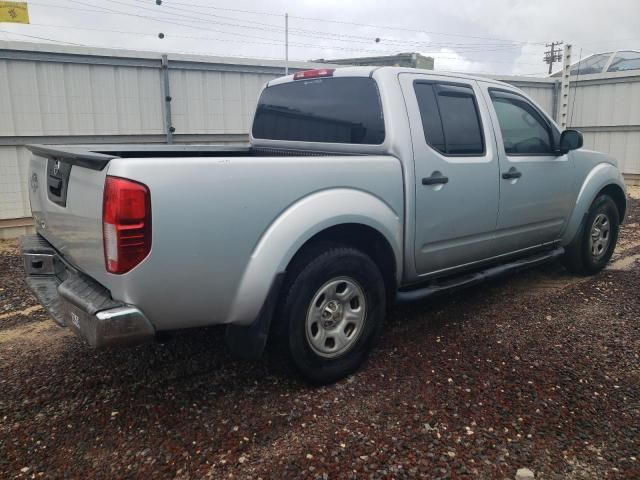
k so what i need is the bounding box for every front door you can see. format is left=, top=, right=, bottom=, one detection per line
left=400, top=74, right=500, bottom=276
left=481, top=86, right=575, bottom=253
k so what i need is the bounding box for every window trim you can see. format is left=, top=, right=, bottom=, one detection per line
left=413, top=80, right=487, bottom=158
left=252, top=76, right=387, bottom=146
left=488, top=87, right=559, bottom=157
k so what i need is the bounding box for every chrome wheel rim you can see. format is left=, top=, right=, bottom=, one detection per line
left=589, top=213, right=611, bottom=259
left=305, top=277, right=367, bottom=358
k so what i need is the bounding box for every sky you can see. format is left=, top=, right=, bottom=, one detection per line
left=1, top=0, right=639, bottom=76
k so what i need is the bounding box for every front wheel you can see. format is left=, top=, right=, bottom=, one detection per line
left=564, top=194, right=620, bottom=275
left=275, top=245, right=386, bottom=384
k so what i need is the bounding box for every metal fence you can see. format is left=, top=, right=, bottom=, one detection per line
left=1, top=41, right=639, bottom=237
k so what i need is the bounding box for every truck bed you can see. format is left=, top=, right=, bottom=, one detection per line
left=26, top=143, right=403, bottom=332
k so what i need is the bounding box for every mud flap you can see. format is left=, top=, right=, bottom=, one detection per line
left=224, top=273, right=284, bottom=360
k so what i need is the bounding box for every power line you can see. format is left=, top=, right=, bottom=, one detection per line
left=19, top=21, right=396, bottom=54
left=1, top=27, right=547, bottom=75
left=134, top=0, right=543, bottom=52
left=162, top=0, right=548, bottom=46
left=25, top=1, right=543, bottom=63
left=0, top=29, right=88, bottom=46
left=0, top=28, right=285, bottom=59
left=26, top=1, right=547, bottom=60
left=33, top=0, right=537, bottom=53
left=4, top=1, right=546, bottom=69
left=102, top=0, right=532, bottom=51
left=9, top=19, right=544, bottom=66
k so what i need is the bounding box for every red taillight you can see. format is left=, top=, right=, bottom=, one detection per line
left=103, top=176, right=151, bottom=274
left=293, top=68, right=335, bottom=80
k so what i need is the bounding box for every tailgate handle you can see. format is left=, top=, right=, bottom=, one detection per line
left=48, top=176, right=63, bottom=197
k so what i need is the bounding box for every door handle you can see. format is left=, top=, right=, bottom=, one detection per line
left=422, top=173, right=449, bottom=186
left=502, top=168, right=522, bottom=180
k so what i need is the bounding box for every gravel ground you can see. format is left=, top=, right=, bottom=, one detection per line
left=1, top=190, right=639, bottom=479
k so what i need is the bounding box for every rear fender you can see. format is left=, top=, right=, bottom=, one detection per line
left=561, top=163, right=626, bottom=246
left=227, top=188, right=403, bottom=326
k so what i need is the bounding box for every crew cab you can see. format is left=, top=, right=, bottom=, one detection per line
left=22, top=67, right=627, bottom=383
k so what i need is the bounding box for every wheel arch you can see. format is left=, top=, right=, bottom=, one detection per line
left=599, top=183, right=626, bottom=222
left=227, top=188, right=403, bottom=326
left=285, top=223, right=398, bottom=304
left=561, top=163, right=627, bottom=246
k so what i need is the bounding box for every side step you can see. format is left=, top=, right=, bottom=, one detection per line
left=396, top=247, right=565, bottom=303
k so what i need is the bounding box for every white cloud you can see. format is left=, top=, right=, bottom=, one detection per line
left=430, top=48, right=493, bottom=74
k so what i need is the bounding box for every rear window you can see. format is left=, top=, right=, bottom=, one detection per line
left=252, top=77, right=385, bottom=145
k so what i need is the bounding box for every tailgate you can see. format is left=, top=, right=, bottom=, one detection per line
left=27, top=145, right=115, bottom=280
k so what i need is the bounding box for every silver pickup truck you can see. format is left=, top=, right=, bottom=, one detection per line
left=22, top=66, right=626, bottom=383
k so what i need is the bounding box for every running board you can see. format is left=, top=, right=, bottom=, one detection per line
left=396, top=247, right=565, bottom=303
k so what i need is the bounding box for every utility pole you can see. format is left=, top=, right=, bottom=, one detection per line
left=284, top=13, right=289, bottom=75
left=544, top=41, right=563, bottom=75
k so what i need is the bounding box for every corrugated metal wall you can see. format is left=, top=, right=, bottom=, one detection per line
left=0, top=146, right=31, bottom=221
left=1, top=41, right=639, bottom=236
left=0, top=61, right=164, bottom=136
left=168, top=69, right=275, bottom=134
left=566, top=72, right=640, bottom=175
left=507, top=82, right=556, bottom=116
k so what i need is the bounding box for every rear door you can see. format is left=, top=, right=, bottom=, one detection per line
left=400, top=74, right=500, bottom=275
left=480, top=85, right=575, bottom=253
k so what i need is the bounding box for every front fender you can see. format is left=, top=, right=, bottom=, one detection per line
left=561, top=163, right=626, bottom=246
left=227, top=188, right=403, bottom=326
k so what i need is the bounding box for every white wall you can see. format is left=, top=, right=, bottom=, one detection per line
left=168, top=69, right=275, bottom=134
left=0, top=61, right=164, bottom=136
left=0, top=146, right=30, bottom=220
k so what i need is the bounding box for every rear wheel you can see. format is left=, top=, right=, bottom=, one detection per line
left=564, top=194, right=620, bottom=275
left=274, top=245, right=385, bottom=384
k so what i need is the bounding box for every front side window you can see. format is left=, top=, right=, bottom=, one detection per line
left=414, top=82, right=485, bottom=155
left=490, top=91, right=553, bottom=155
left=252, top=77, right=385, bottom=145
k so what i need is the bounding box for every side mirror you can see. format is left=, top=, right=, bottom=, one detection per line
left=559, top=129, right=583, bottom=154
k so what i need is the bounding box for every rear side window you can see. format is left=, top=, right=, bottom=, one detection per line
left=252, top=77, right=385, bottom=145
left=414, top=82, right=485, bottom=155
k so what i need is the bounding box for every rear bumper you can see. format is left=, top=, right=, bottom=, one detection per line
left=20, top=234, right=155, bottom=348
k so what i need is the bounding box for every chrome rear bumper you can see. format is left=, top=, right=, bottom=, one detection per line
left=20, top=234, right=155, bottom=348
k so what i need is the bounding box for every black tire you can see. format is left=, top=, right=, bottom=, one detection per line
left=564, top=194, right=620, bottom=275
left=273, top=244, right=386, bottom=384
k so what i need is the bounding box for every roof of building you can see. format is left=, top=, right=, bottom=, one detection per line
left=0, top=39, right=333, bottom=72
left=552, top=50, right=640, bottom=77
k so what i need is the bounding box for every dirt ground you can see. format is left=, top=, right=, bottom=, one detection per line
left=1, top=189, right=639, bottom=479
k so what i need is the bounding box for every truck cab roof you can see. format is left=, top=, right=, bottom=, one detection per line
left=267, top=66, right=515, bottom=89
